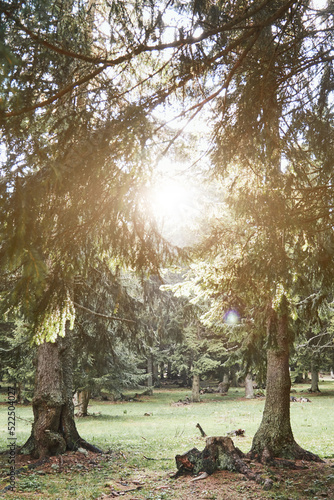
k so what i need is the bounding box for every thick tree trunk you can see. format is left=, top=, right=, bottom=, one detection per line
left=21, top=333, right=100, bottom=458
left=191, top=373, right=200, bottom=402
left=310, top=360, right=320, bottom=392
left=245, top=373, right=254, bottom=399
left=249, top=300, right=321, bottom=462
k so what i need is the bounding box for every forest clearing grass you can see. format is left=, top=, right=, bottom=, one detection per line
left=0, top=381, right=333, bottom=499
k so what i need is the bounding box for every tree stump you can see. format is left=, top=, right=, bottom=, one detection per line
left=175, top=436, right=259, bottom=481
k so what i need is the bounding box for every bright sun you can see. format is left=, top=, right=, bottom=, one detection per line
left=150, top=178, right=190, bottom=222
left=147, top=159, right=201, bottom=246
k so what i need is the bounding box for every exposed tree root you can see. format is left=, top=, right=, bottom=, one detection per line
left=19, top=434, right=103, bottom=456
left=77, top=438, right=103, bottom=454
left=247, top=441, right=323, bottom=465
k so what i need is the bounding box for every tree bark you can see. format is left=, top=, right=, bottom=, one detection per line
left=191, top=373, right=200, bottom=402
left=249, top=299, right=321, bottom=462
left=21, top=333, right=101, bottom=458
left=153, top=361, right=159, bottom=385
left=245, top=373, right=254, bottom=399
left=147, top=353, right=153, bottom=388
left=15, top=382, right=25, bottom=404
left=218, top=372, right=230, bottom=394
left=167, top=361, right=172, bottom=379
left=74, top=389, right=91, bottom=417
left=310, top=360, right=320, bottom=392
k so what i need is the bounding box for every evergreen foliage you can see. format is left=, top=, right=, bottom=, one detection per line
left=0, top=319, right=35, bottom=401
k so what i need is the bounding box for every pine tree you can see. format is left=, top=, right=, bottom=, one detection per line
left=183, top=2, right=334, bottom=461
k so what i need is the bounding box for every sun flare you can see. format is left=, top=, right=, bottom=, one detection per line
left=150, top=178, right=190, bottom=222
left=146, top=159, right=202, bottom=246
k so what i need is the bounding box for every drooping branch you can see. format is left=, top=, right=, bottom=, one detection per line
left=73, top=302, right=136, bottom=325
left=1, top=0, right=291, bottom=65
left=3, top=65, right=107, bottom=118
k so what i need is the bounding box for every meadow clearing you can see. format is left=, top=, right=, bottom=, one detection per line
left=0, top=382, right=333, bottom=499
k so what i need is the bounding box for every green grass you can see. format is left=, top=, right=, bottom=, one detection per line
left=79, top=382, right=334, bottom=461
left=0, top=381, right=333, bottom=499
left=1, top=383, right=334, bottom=459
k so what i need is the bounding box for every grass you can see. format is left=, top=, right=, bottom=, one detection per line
left=0, top=381, right=333, bottom=499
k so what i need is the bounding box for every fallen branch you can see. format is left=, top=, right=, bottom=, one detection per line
left=196, top=423, right=207, bottom=437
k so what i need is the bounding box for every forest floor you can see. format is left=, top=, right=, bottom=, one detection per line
left=1, top=382, right=334, bottom=499
left=1, top=448, right=334, bottom=499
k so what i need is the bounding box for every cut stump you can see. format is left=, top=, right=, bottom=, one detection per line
left=175, top=436, right=260, bottom=481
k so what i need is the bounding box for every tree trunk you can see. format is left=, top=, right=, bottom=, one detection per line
left=310, top=360, right=320, bottom=392
left=153, top=361, right=159, bottom=384
left=147, top=353, right=153, bottom=388
left=15, top=382, right=24, bottom=404
left=218, top=372, right=230, bottom=394
left=167, top=361, right=172, bottom=379
left=191, top=373, right=200, bottom=402
left=230, top=366, right=238, bottom=387
left=21, top=333, right=101, bottom=458
left=160, top=362, right=165, bottom=380
left=74, top=389, right=91, bottom=417
left=249, top=300, right=320, bottom=462
left=245, top=373, right=254, bottom=399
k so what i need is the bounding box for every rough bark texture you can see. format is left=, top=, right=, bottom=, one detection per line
left=191, top=374, right=200, bottom=402
left=249, top=301, right=321, bottom=463
left=245, top=373, right=254, bottom=399
left=21, top=334, right=101, bottom=458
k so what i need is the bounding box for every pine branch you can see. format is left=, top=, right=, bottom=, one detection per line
left=3, top=65, right=107, bottom=117
left=73, top=302, right=136, bottom=325
left=1, top=0, right=298, bottom=119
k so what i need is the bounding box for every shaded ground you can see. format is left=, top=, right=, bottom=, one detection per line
left=1, top=449, right=334, bottom=499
